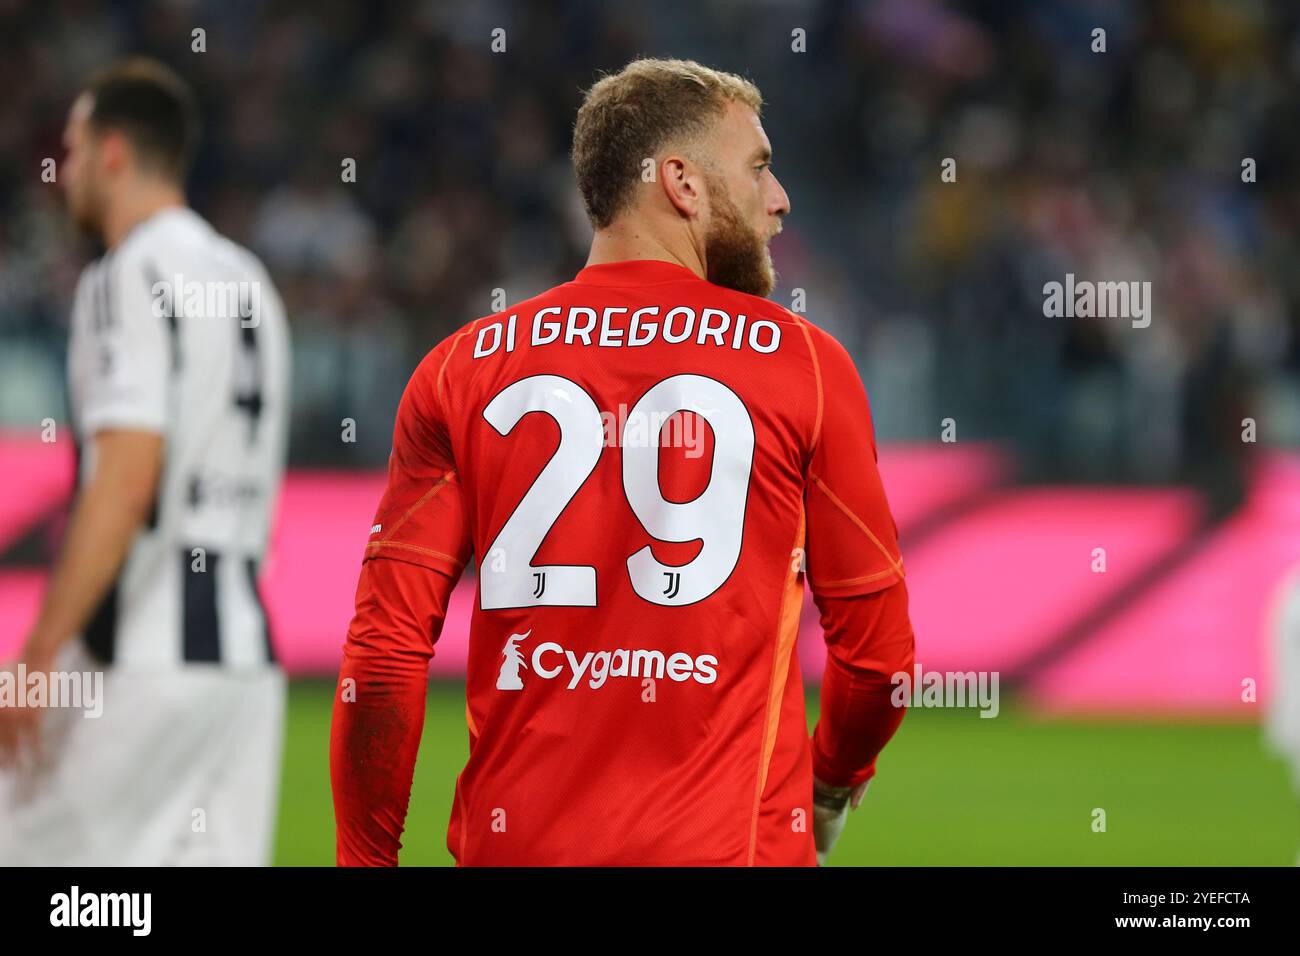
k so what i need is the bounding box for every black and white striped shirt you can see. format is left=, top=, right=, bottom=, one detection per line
left=67, top=207, right=290, bottom=669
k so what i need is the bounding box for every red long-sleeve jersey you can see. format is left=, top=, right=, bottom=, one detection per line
left=331, top=258, right=915, bottom=866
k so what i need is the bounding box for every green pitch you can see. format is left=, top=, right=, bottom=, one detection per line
left=276, top=680, right=1299, bottom=866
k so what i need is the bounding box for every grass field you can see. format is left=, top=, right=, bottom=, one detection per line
left=276, top=681, right=1300, bottom=866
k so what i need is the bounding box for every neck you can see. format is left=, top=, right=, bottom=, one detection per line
left=102, top=180, right=187, bottom=249
left=585, top=218, right=705, bottom=279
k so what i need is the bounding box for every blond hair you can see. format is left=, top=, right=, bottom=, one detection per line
left=572, top=58, right=763, bottom=229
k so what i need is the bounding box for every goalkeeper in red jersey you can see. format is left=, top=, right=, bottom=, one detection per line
left=331, top=57, right=914, bottom=866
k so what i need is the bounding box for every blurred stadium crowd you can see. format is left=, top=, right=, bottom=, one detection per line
left=1, top=0, right=1297, bottom=504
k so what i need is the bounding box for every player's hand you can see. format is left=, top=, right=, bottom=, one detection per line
left=812, top=775, right=870, bottom=866
left=0, top=643, right=57, bottom=772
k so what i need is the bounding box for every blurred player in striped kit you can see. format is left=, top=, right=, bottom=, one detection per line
left=0, top=59, right=291, bottom=865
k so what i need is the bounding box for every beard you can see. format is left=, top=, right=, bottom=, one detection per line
left=704, top=181, right=776, bottom=297
left=66, top=181, right=104, bottom=239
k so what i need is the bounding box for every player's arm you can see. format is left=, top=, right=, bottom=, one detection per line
left=2, top=433, right=161, bottom=769
left=330, top=342, right=471, bottom=866
left=1, top=258, right=167, bottom=768
left=21, top=430, right=162, bottom=668
left=801, top=324, right=915, bottom=861
left=20, top=255, right=169, bottom=669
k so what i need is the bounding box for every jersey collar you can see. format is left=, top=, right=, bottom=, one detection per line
left=114, top=205, right=201, bottom=251
left=571, top=259, right=702, bottom=287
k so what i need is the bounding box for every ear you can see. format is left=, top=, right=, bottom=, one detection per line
left=659, top=155, right=704, bottom=219
left=98, top=129, right=130, bottom=175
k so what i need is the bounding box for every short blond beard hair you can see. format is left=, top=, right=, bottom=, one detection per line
left=572, top=58, right=763, bottom=229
